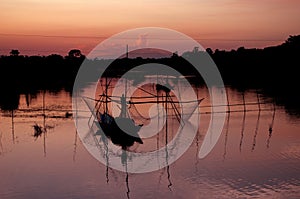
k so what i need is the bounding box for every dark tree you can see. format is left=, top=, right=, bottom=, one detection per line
left=206, top=48, right=213, bottom=55
left=237, top=46, right=245, bottom=52
left=10, top=49, right=20, bottom=56
left=68, top=49, right=82, bottom=58
left=172, top=51, right=179, bottom=58
left=285, top=35, right=300, bottom=45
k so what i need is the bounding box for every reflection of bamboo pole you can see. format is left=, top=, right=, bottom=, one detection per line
left=123, top=151, right=130, bottom=199
left=223, top=88, right=231, bottom=160
left=106, top=162, right=109, bottom=184
left=0, top=132, right=3, bottom=155
left=11, top=109, right=15, bottom=144
left=43, top=132, right=46, bottom=157
left=125, top=172, right=130, bottom=199
left=95, top=131, right=109, bottom=184
left=251, top=92, right=262, bottom=151
left=239, top=112, right=246, bottom=152
left=43, top=90, right=46, bottom=157
left=43, top=90, right=45, bottom=126
left=73, top=91, right=78, bottom=162
left=242, top=92, right=246, bottom=112
left=104, top=135, right=109, bottom=184
left=226, top=88, right=230, bottom=113
left=195, top=129, right=199, bottom=172
left=267, top=102, right=276, bottom=148
left=256, top=90, right=261, bottom=112
left=195, top=87, right=200, bottom=169
left=167, top=165, right=172, bottom=190
left=223, top=110, right=230, bottom=161
left=239, top=92, right=246, bottom=152
left=73, top=130, right=78, bottom=162
left=251, top=108, right=261, bottom=152
left=195, top=87, right=201, bottom=171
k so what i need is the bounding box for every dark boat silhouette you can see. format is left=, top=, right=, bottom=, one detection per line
left=83, top=78, right=144, bottom=150
left=94, top=112, right=143, bottom=150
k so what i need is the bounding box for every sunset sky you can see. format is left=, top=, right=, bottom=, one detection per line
left=0, top=0, right=300, bottom=55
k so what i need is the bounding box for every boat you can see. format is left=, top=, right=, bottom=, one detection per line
left=83, top=76, right=204, bottom=150
left=94, top=109, right=143, bottom=150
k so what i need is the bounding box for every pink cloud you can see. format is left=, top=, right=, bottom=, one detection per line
left=135, top=34, right=148, bottom=48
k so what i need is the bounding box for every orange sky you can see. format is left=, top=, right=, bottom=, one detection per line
left=0, top=0, right=300, bottom=55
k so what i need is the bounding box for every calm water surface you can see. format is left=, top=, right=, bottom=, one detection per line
left=0, top=86, right=300, bottom=199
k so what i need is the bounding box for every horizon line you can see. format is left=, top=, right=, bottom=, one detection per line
left=0, top=33, right=286, bottom=42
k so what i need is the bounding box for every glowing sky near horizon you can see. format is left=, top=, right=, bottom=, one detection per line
left=0, top=0, right=299, bottom=55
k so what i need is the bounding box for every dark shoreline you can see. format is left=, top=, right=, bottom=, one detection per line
left=0, top=35, right=299, bottom=116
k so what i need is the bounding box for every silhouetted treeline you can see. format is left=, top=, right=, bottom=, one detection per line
left=209, top=35, right=300, bottom=89
left=208, top=35, right=300, bottom=116
left=0, top=35, right=299, bottom=116
left=0, top=49, right=85, bottom=110
left=0, top=50, right=84, bottom=91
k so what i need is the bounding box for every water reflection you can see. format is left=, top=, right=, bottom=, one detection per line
left=33, top=123, right=44, bottom=139
left=0, top=132, right=3, bottom=155
left=11, top=110, right=15, bottom=144
left=73, top=130, right=78, bottom=162
left=223, top=108, right=230, bottom=161
left=239, top=92, right=246, bottom=152
left=251, top=108, right=261, bottom=152
left=267, top=105, right=276, bottom=148
left=0, top=89, right=20, bottom=111
left=0, top=86, right=300, bottom=198
left=79, top=78, right=284, bottom=193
